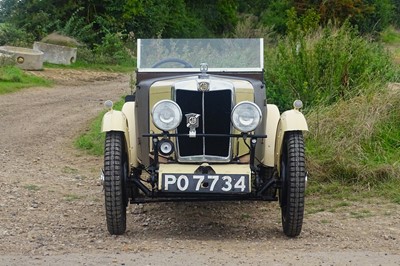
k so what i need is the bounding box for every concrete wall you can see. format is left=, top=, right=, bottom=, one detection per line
left=0, top=46, right=44, bottom=70
left=33, top=42, right=77, bottom=65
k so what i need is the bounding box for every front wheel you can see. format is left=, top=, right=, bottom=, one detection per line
left=279, top=131, right=306, bottom=237
left=104, top=131, right=128, bottom=235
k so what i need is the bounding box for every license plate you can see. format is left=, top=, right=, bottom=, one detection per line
left=161, top=174, right=250, bottom=193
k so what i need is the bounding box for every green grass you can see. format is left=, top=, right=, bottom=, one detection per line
left=381, top=26, right=400, bottom=65
left=381, top=26, right=400, bottom=44
left=0, top=66, right=52, bottom=94
left=306, top=178, right=375, bottom=201
left=306, top=175, right=400, bottom=205
left=350, top=210, right=373, bottom=219
left=74, top=113, right=105, bottom=156
left=63, top=194, right=81, bottom=202
left=375, top=178, right=400, bottom=204
left=44, top=59, right=136, bottom=73
left=74, top=98, right=124, bottom=155
left=240, top=213, right=252, bottom=220
left=24, top=184, right=40, bottom=191
left=62, top=166, right=79, bottom=174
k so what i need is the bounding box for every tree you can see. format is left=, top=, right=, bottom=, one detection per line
left=293, top=0, right=395, bottom=34
left=260, top=0, right=293, bottom=34
left=185, top=0, right=238, bottom=36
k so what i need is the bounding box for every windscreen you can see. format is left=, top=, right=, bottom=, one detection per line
left=138, top=39, right=263, bottom=71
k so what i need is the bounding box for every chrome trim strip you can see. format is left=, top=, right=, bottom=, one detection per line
left=202, top=92, right=205, bottom=155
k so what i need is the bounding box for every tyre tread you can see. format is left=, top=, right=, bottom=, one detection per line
left=282, top=131, right=306, bottom=237
left=104, top=132, right=127, bottom=235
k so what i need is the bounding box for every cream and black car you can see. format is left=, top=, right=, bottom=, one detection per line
left=101, top=39, right=308, bottom=237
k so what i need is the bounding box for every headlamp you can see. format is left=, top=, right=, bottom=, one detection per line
left=152, top=100, right=182, bottom=131
left=231, top=101, right=262, bottom=133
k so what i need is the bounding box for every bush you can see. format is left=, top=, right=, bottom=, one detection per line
left=0, top=24, right=34, bottom=47
left=265, top=22, right=398, bottom=110
left=93, top=32, right=134, bottom=65
left=76, top=32, right=135, bottom=67
left=233, top=14, right=275, bottom=39
left=259, top=0, right=292, bottom=34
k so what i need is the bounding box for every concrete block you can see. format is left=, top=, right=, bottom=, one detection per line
left=0, top=46, right=44, bottom=70
left=33, top=42, right=77, bottom=65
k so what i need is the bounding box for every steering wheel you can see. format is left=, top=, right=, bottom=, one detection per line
left=152, top=58, right=193, bottom=68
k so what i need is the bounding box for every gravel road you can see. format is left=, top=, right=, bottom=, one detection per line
left=0, top=69, right=399, bottom=265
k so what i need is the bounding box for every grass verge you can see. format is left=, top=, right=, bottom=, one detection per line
left=0, top=66, right=52, bottom=94
left=306, top=177, right=400, bottom=216
left=306, top=89, right=400, bottom=182
left=306, top=88, right=400, bottom=204
left=307, top=177, right=400, bottom=205
left=74, top=98, right=124, bottom=156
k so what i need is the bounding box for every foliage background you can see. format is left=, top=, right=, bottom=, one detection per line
left=1, top=0, right=398, bottom=73
left=0, top=0, right=399, bottom=43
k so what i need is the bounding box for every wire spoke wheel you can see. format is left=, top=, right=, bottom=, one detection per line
left=104, top=131, right=128, bottom=235
left=279, top=131, right=306, bottom=237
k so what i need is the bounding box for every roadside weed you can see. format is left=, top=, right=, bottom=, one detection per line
left=62, top=166, right=78, bottom=174
left=24, top=184, right=40, bottom=191
left=64, top=194, right=81, bottom=202
left=350, top=210, right=373, bottom=219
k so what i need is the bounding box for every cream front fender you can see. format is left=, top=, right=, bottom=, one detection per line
left=101, top=110, right=128, bottom=133
left=275, top=110, right=308, bottom=174
left=101, top=109, right=136, bottom=168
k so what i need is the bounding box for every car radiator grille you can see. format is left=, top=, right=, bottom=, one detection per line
left=176, top=90, right=232, bottom=160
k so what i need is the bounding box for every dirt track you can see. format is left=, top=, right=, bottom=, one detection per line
left=0, top=69, right=399, bottom=265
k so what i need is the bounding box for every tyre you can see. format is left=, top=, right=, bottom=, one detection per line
left=104, top=131, right=128, bottom=235
left=279, top=131, right=306, bottom=237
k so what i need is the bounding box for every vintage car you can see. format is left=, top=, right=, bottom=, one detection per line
left=101, top=39, right=308, bottom=237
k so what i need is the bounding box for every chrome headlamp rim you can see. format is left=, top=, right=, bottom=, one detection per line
left=231, top=101, right=262, bottom=133
left=151, top=100, right=183, bottom=131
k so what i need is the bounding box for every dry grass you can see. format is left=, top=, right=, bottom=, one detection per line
left=41, top=32, right=81, bottom=47
left=306, top=87, right=400, bottom=184
left=309, top=90, right=395, bottom=143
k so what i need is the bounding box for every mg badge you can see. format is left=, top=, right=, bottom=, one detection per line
left=197, top=81, right=209, bottom=92
left=185, top=113, right=200, bottom=138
